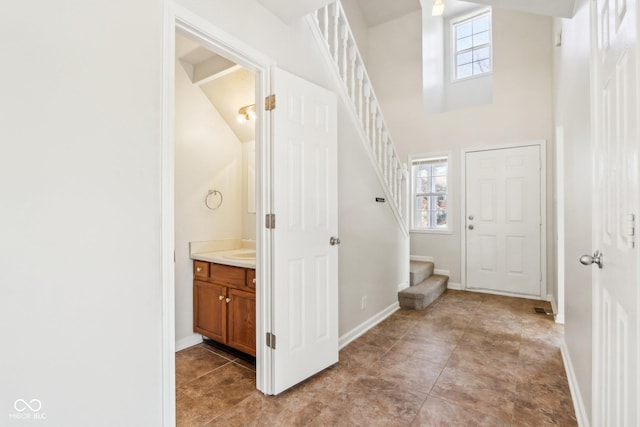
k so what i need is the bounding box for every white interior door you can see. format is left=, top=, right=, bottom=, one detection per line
left=465, top=145, right=542, bottom=298
left=591, top=0, right=639, bottom=424
left=270, top=68, right=338, bottom=395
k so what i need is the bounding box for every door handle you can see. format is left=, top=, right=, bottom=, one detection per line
left=330, top=236, right=341, bottom=246
left=580, top=250, right=603, bottom=269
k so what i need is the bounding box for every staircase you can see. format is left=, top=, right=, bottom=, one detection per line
left=398, top=261, right=448, bottom=310
left=307, top=1, right=408, bottom=234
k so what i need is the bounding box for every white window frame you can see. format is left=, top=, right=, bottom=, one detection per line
left=450, top=8, right=492, bottom=82
left=409, top=152, right=452, bottom=234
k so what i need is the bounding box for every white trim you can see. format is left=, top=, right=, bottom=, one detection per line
left=463, top=287, right=546, bottom=300
left=408, top=151, right=452, bottom=234
left=175, top=334, right=203, bottom=352
left=338, top=302, right=399, bottom=349
left=460, top=140, right=547, bottom=300
left=449, top=8, right=493, bottom=82
left=161, top=3, right=275, bottom=422
left=410, top=255, right=434, bottom=262
left=561, top=341, right=591, bottom=427
left=434, top=268, right=450, bottom=277
left=555, top=126, right=566, bottom=324
left=160, top=2, right=176, bottom=426
left=447, top=281, right=463, bottom=290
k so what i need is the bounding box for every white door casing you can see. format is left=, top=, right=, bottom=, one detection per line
left=464, top=144, right=543, bottom=298
left=270, top=67, right=339, bottom=395
left=591, top=0, right=639, bottom=424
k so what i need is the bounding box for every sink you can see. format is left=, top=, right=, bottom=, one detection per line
left=223, top=251, right=256, bottom=260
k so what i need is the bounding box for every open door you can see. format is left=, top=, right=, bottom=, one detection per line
left=268, top=68, right=339, bottom=394
left=589, top=0, right=639, bottom=424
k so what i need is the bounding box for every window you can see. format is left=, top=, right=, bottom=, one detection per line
left=411, top=155, right=449, bottom=232
left=452, top=10, right=491, bottom=81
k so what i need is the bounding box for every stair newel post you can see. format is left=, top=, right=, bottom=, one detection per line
left=349, top=45, right=356, bottom=101
left=356, top=65, right=364, bottom=120
left=332, top=3, right=340, bottom=63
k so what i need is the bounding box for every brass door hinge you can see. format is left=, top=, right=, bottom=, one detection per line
left=265, top=94, right=276, bottom=111
left=266, top=332, right=276, bottom=349
left=266, top=213, right=276, bottom=229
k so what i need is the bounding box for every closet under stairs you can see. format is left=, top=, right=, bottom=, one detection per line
left=399, top=261, right=449, bottom=310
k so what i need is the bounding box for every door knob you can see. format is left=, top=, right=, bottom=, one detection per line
left=580, top=250, right=603, bottom=269
left=226, top=298, right=231, bottom=303
left=468, top=225, right=474, bottom=230
left=219, top=295, right=224, bottom=301
left=330, top=236, right=341, bottom=246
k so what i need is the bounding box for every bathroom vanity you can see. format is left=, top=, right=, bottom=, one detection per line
left=191, top=249, right=256, bottom=356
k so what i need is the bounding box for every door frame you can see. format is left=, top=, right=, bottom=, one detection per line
left=161, top=2, right=274, bottom=425
left=460, top=140, right=547, bottom=300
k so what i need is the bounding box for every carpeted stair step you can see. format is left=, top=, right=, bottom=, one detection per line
left=398, top=274, right=448, bottom=310
left=410, top=261, right=434, bottom=286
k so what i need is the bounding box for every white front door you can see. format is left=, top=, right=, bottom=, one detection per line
left=591, top=0, right=639, bottom=424
left=465, top=145, right=543, bottom=298
left=269, top=68, right=339, bottom=394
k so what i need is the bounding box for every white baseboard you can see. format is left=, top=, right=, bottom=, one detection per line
left=548, top=293, right=564, bottom=324
left=447, top=281, right=463, bottom=290
left=410, top=255, right=434, bottom=262
left=560, top=340, right=590, bottom=427
left=339, top=301, right=399, bottom=349
left=175, top=333, right=203, bottom=352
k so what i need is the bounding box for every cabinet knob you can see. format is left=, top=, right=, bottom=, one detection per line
left=252, top=278, right=256, bottom=284
left=196, top=267, right=202, bottom=272
left=219, top=295, right=224, bottom=301
left=226, top=298, right=231, bottom=303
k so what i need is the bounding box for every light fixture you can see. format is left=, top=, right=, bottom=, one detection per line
left=237, top=104, right=256, bottom=123
left=432, top=0, right=444, bottom=16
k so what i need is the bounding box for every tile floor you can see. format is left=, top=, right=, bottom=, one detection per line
left=176, top=290, right=577, bottom=426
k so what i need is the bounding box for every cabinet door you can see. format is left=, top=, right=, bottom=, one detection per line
left=227, top=288, right=256, bottom=356
left=193, top=280, right=226, bottom=343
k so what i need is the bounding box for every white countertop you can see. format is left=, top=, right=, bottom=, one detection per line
left=191, top=248, right=256, bottom=269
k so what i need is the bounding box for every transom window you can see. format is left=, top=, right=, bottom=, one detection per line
left=411, top=155, right=449, bottom=232
left=452, top=11, right=492, bottom=81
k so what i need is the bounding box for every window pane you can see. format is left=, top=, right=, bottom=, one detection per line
left=473, top=46, right=490, bottom=61
left=436, top=209, right=447, bottom=226
left=456, top=22, right=472, bottom=39
left=433, top=163, right=447, bottom=176
left=473, top=16, right=490, bottom=33
left=473, top=30, right=490, bottom=47
left=457, top=35, right=472, bottom=51
left=473, top=59, right=491, bottom=74
left=433, top=176, right=447, bottom=193
left=457, top=51, right=472, bottom=66
left=457, top=63, right=472, bottom=79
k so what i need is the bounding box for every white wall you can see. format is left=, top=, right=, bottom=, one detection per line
left=366, top=9, right=555, bottom=291
left=341, top=0, right=369, bottom=62
left=0, top=1, right=164, bottom=425
left=0, top=2, right=408, bottom=424
left=175, top=61, right=243, bottom=345
left=242, top=140, right=257, bottom=241
left=552, top=0, right=592, bottom=420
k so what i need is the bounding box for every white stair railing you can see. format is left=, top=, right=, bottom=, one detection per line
left=308, top=1, right=409, bottom=234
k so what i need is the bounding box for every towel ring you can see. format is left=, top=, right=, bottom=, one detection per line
left=205, top=189, right=223, bottom=210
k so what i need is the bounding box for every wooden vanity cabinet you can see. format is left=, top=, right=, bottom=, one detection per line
left=193, top=261, right=256, bottom=356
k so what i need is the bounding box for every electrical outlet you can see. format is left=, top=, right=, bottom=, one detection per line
left=361, top=296, right=367, bottom=310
